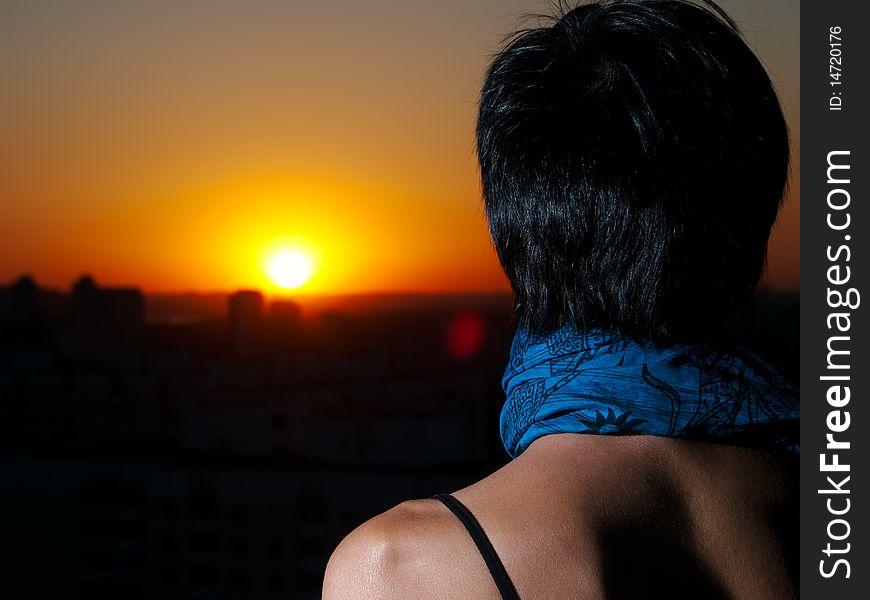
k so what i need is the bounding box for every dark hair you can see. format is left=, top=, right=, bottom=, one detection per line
left=477, top=0, right=789, bottom=340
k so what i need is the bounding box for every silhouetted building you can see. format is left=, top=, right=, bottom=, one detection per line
left=68, top=276, right=144, bottom=361
left=7, top=276, right=40, bottom=325
left=267, top=300, right=302, bottom=351
left=229, top=290, right=264, bottom=358
left=72, top=276, right=144, bottom=333
left=71, top=275, right=100, bottom=324
left=0, top=275, right=58, bottom=345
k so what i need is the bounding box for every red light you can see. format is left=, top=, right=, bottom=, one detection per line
left=445, top=312, right=485, bottom=359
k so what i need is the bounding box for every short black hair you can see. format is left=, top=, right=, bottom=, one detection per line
left=477, top=0, right=789, bottom=340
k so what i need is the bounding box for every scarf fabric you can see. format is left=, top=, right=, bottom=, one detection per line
left=500, top=326, right=800, bottom=458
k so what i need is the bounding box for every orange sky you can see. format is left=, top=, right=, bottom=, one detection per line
left=0, top=0, right=799, bottom=296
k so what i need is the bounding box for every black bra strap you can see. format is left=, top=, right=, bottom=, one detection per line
left=431, top=493, right=520, bottom=600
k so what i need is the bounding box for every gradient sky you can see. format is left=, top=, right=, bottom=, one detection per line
left=0, top=0, right=799, bottom=295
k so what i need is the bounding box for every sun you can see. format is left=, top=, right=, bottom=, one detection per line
left=266, top=247, right=315, bottom=290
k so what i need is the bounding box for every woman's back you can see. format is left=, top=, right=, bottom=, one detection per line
left=324, top=433, right=797, bottom=599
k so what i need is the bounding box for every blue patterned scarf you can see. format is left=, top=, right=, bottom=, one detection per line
left=500, top=326, right=800, bottom=458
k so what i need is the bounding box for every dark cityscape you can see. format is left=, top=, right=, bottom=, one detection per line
left=1, top=275, right=797, bottom=599
left=1, top=275, right=516, bottom=598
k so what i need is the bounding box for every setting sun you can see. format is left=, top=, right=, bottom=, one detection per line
left=266, top=247, right=315, bottom=290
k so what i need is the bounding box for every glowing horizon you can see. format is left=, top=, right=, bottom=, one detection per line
left=0, top=1, right=799, bottom=296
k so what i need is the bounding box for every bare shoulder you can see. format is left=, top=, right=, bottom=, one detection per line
left=322, top=498, right=488, bottom=600
left=323, top=436, right=797, bottom=599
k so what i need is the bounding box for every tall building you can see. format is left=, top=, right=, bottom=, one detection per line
left=267, top=300, right=301, bottom=351
left=3, top=275, right=42, bottom=332
left=228, top=291, right=264, bottom=359
left=71, top=275, right=144, bottom=352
